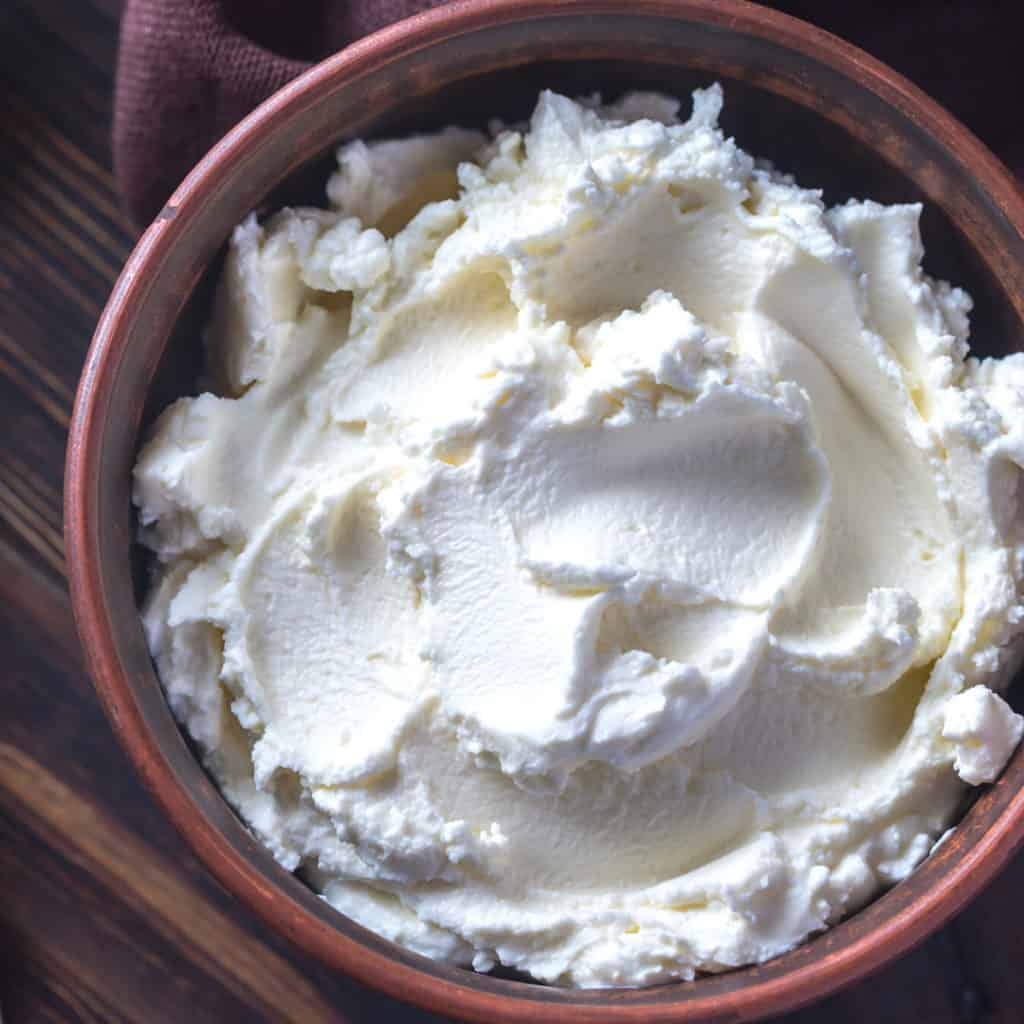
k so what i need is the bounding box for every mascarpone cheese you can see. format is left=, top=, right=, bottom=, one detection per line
left=134, top=86, right=1024, bottom=987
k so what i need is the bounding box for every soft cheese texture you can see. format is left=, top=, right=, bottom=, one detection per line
left=134, top=87, right=1024, bottom=987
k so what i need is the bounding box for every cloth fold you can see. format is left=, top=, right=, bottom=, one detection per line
left=114, top=0, right=1022, bottom=227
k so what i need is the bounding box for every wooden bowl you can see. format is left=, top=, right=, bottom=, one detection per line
left=65, top=1, right=1024, bottom=1020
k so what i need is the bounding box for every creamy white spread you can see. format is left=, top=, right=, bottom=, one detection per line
left=134, top=87, right=1024, bottom=988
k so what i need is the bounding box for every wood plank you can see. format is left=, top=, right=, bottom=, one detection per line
left=6, top=169, right=126, bottom=282
left=5, top=90, right=134, bottom=234
left=0, top=743, right=350, bottom=1023
left=0, top=220, right=104, bottom=322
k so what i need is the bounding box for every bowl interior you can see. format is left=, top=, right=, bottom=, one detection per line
left=83, top=8, right=1024, bottom=1020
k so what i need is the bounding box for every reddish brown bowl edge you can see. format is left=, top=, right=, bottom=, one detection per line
left=64, top=1, right=1024, bottom=1022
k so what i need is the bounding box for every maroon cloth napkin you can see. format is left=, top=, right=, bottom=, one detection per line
left=114, top=0, right=1023, bottom=227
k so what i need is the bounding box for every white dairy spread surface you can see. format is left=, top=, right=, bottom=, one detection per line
left=134, top=87, right=1024, bottom=987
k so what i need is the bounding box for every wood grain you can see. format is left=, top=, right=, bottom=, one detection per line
left=0, top=0, right=1021, bottom=1021
left=0, top=743, right=345, bottom=1022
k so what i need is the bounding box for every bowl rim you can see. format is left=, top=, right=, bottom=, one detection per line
left=65, top=1, right=1024, bottom=1021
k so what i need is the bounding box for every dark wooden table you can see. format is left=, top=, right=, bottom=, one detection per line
left=1, top=1, right=1022, bottom=1020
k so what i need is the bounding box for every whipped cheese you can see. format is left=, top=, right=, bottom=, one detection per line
left=134, top=86, right=1024, bottom=988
